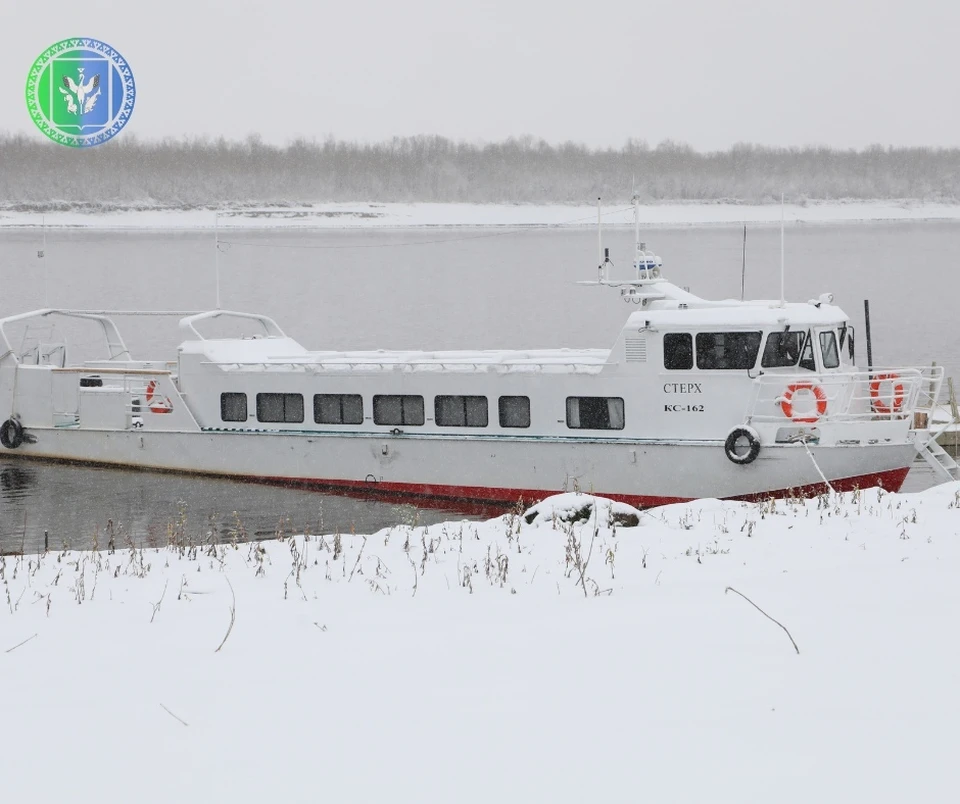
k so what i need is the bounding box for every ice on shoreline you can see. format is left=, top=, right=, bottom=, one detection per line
left=2, top=484, right=959, bottom=802
left=4, top=200, right=960, bottom=230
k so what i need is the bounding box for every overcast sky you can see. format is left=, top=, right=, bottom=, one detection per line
left=0, top=0, right=956, bottom=150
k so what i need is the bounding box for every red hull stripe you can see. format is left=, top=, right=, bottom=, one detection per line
left=255, top=465, right=912, bottom=513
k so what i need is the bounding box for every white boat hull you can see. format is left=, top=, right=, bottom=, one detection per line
left=4, top=426, right=916, bottom=508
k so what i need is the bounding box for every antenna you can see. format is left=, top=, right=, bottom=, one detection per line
left=634, top=194, right=641, bottom=278
left=597, top=197, right=603, bottom=281
left=780, top=193, right=785, bottom=307
left=740, top=224, right=747, bottom=301
left=214, top=210, right=221, bottom=310
left=40, top=215, right=49, bottom=308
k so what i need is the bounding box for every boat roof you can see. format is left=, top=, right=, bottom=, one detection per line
left=633, top=299, right=849, bottom=329
left=179, top=339, right=610, bottom=373
left=0, top=248, right=851, bottom=375
left=179, top=337, right=309, bottom=363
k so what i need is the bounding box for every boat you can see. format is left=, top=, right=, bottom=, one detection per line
left=0, top=205, right=956, bottom=507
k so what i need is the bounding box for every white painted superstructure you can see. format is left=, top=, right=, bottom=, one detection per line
left=1, top=225, right=954, bottom=508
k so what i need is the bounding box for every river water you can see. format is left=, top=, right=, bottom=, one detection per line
left=0, top=221, right=956, bottom=551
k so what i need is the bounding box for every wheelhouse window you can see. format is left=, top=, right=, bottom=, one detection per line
left=435, top=395, right=488, bottom=427
left=373, top=394, right=424, bottom=426
left=221, top=392, right=247, bottom=422
left=819, top=331, right=840, bottom=369
left=314, top=394, right=363, bottom=425
left=256, top=393, right=304, bottom=424
left=799, top=330, right=816, bottom=371
left=498, top=396, right=530, bottom=428
left=761, top=330, right=805, bottom=368
left=696, top=332, right=762, bottom=370
left=663, top=333, right=693, bottom=370
left=839, top=325, right=855, bottom=362
left=566, top=397, right=625, bottom=430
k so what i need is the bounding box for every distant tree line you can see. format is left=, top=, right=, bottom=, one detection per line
left=2, top=133, right=960, bottom=207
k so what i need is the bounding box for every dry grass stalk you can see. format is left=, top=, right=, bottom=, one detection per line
left=214, top=576, right=236, bottom=653
left=725, top=586, right=800, bottom=654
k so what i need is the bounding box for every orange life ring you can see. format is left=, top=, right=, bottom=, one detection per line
left=146, top=380, right=173, bottom=414
left=870, top=373, right=904, bottom=414
left=779, top=382, right=828, bottom=423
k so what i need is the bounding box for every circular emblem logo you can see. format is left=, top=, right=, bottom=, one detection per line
left=25, top=38, right=135, bottom=148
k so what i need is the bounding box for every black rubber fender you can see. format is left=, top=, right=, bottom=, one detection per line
left=0, top=418, right=24, bottom=450
left=724, top=425, right=761, bottom=465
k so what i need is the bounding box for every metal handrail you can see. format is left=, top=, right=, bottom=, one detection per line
left=0, top=309, right=132, bottom=362
left=201, top=360, right=603, bottom=374
left=745, top=366, right=943, bottom=424
left=52, top=367, right=172, bottom=376
left=201, top=360, right=604, bottom=373
left=178, top=310, right=286, bottom=341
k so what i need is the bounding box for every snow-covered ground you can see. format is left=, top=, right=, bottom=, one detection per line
left=5, top=200, right=960, bottom=229
left=3, top=485, right=960, bottom=802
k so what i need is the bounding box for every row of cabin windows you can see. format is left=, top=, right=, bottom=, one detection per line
left=662, top=328, right=853, bottom=371
left=220, top=393, right=625, bottom=431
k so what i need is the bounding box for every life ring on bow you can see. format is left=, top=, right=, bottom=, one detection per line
left=145, top=380, right=173, bottom=414
left=779, top=382, right=827, bottom=423
left=869, top=373, right=904, bottom=415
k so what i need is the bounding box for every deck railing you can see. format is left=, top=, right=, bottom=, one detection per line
left=202, top=360, right=605, bottom=374
left=745, top=366, right=944, bottom=425
left=51, top=369, right=181, bottom=427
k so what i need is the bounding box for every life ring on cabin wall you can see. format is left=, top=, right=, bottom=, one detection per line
left=145, top=380, right=173, bottom=414
left=0, top=418, right=24, bottom=449
left=779, top=382, right=827, bottom=423
left=869, top=373, right=905, bottom=415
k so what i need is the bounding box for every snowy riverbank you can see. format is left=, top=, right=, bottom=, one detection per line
left=4, top=200, right=960, bottom=229
left=2, top=485, right=960, bottom=802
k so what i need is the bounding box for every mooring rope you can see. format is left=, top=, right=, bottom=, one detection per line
left=801, top=438, right=836, bottom=495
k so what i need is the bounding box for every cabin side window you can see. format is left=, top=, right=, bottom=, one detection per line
left=663, top=333, right=693, bottom=370
left=696, top=332, right=762, bottom=370
left=314, top=394, right=363, bottom=425
left=435, top=395, right=488, bottom=427
left=221, top=392, right=247, bottom=422
left=761, top=331, right=804, bottom=368
left=819, top=331, right=840, bottom=369
left=373, top=394, right=425, bottom=426
left=566, top=397, right=625, bottom=430
left=256, top=393, right=304, bottom=423
left=499, top=396, right=530, bottom=428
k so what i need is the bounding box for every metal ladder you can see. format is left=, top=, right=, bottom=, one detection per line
left=912, top=374, right=959, bottom=484
left=917, top=435, right=960, bottom=483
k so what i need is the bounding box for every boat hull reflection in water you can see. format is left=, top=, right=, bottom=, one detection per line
left=0, top=457, right=484, bottom=555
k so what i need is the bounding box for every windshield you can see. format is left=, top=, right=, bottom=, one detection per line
left=761, top=330, right=805, bottom=368
left=820, top=330, right=840, bottom=369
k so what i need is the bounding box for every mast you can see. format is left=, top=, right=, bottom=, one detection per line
left=780, top=194, right=785, bottom=307
left=634, top=194, right=641, bottom=279
left=214, top=210, right=221, bottom=310
left=740, top=224, right=747, bottom=301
